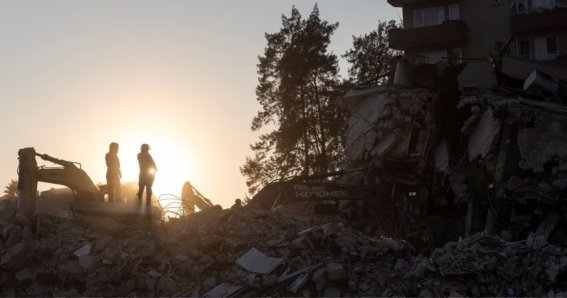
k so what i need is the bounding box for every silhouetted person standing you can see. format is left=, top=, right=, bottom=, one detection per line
left=105, top=142, right=122, bottom=203
left=231, top=198, right=242, bottom=210
left=137, top=143, right=157, bottom=206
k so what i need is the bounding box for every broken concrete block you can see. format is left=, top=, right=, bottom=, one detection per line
left=468, top=109, right=500, bottom=161
left=236, top=247, right=283, bottom=274
left=73, top=244, right=92, bottom=257
left=288, top=272, right=310, bottom=293
left=325, top=263, right=346, bottom=281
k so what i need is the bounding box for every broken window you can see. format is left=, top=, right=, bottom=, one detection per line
left=413, top=6, right=444, bottom=28
left=518, top=39, right=531, bottom=58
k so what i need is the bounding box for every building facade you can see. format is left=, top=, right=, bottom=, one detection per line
left=388, top=0, right=567, bottom=87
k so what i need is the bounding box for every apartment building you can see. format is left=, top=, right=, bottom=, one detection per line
left=511, top=0, right=567, bottom=62
left=387, top=0, right=567, bottom=87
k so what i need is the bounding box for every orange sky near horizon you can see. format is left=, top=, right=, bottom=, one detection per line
left=0, top=1, right=399, bottom=207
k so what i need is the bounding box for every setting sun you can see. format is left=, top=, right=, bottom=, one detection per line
left=116, top=131, right=196, bottom=199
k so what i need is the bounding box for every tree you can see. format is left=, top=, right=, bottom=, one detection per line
left=241, top=5, right=346, bottom=195
left=343, top=20, right=401, bottom=87
left=3, top=179, right=18, bottom=199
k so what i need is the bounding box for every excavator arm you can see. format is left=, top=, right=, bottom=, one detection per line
left=181, top=181, right=213, bottom=212
left=18, top=148, right=103, bottom=202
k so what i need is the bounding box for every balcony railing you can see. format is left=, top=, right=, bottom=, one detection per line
left=511, top=8, right=567, bottom=34
left=389, top=20, right=467, bottom=51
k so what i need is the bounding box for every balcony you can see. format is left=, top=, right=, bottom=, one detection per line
left=511, top=9, right=567, bottom=34
left=389, top=20, right=467, bottom=51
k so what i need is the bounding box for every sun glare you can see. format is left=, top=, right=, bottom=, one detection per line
left=116, top=132, right=195, bottom=198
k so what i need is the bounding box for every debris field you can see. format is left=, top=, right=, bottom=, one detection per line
left=1, top=197, right=567, bottom=297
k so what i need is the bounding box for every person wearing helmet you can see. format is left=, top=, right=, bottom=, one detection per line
left=137, top=143, right=157, bottom=206
left=105, top=142, right=122, bottom=203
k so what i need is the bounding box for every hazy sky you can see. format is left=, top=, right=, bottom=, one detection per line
left=0, top=1, right=399, bottom=207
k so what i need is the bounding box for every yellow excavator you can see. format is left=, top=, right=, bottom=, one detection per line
left=17, top=147, right=161, bottom=219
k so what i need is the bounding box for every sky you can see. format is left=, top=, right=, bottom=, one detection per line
left=0, top=0, right=399, bottom=207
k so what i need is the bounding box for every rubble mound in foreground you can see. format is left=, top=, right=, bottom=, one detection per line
left=1, top=198, right=567, bottom=297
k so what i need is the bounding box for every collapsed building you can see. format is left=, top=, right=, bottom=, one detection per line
left=342, top=62, right=567, bottom=248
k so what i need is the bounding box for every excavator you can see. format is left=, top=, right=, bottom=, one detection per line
left=157, top=181, right=216, bottom=218
left=247, top=169, right=372, bottom=211
left=17, top=147, right=161, bottom=219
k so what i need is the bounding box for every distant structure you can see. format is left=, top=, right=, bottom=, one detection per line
left=387, top=0, right=567, bottom=87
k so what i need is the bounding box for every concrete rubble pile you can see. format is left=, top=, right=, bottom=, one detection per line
left=452, top=89, right=567, bottom=242
left=2, top=196, right=567, bottom=297
left=342, top=78, right=567, bottom=246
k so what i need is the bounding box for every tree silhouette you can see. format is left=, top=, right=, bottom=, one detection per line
left=241, top=5, right=346, bottom=194
left=3, top=179, right=18, bottom=199
left=344, top=20, right=401, bottom=87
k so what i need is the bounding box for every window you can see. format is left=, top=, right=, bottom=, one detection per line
left=448, top=4, right=460, bottom=20
left=518, top=40, right=530, bottom=58
left=546, top=37, right=558, bottom=54
left=413, top=6, right=445, bottom=28
left=534, top=36, right=558, bottom=61
left=533, top=0, right=555, bottom=11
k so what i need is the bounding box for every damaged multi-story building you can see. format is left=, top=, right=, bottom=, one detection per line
left=343, top=77, right=567, bottom=247
left=337, top=0, right=567, bottom=247
left=387, top=0, right=567, bottom=87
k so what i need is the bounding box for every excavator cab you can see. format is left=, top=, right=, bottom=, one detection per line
left=17, top=147, right=161, bottom=219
